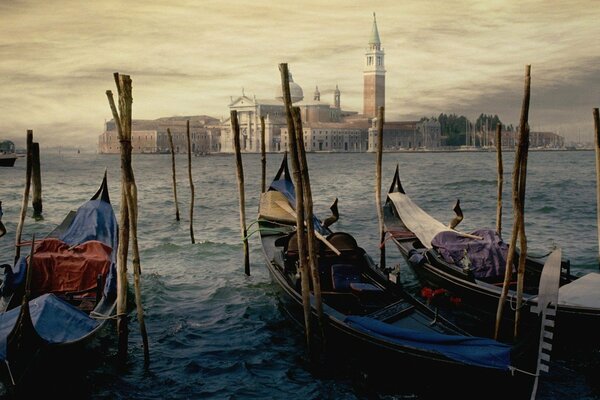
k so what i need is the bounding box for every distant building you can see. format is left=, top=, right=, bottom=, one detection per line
left=222, top=13, right=409, bottom=154
left=220, top=73, right=352, bottom=153
left=99, top=14, right=441, bottom=155
left=529, top=131, right=564, bottom=148
left=280, top=119, right=370, bottom=152
left=98, top=116, right=221, bottom=154
left=367, top=119, right=442, bottom=151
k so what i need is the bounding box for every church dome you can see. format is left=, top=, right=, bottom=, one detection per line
left=275, top=72, right=304, bottom=103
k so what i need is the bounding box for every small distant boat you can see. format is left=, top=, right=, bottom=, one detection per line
left=257, top=155, right=557, bottom=397
left=383, top=165, right=600, bottom=344
left=0, top=141, right=18, bottom=167
left=0, top=172, right=118, bottom=388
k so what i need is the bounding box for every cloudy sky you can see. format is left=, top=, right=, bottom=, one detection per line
left=1, top=0, right=599, bottom=150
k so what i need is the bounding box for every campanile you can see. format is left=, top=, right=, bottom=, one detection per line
left=363, top=13, right=385, bottom=118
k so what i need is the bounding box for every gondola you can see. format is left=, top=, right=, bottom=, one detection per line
left=0, top=172, right=118, bottom=389
left=383, top=165, right=600, bottom=345
left=257, top=156, right=558, bottom=398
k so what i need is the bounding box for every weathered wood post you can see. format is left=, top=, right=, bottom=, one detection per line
left=106, top=82, right=130, bottom=361
left=292, top=106, right=325, bottom=343
left=495, top=123, right=503, bottom=236
left=106, top=72, right=150, bottom=364
left=375, top=106, right=386, bottom=269
left=280, top=63, right=313, bottom=352
left=513, top=66, right=532, bottom=339
left=14, top=130, right=33, bottom=264
left=594, top=108, right=600, bottom=266
left=261, top=116, right=267, bottom=193
left=167, top=128, right=180, bottom=221
left=495, top=65, right=531, bottom=340
left=31, top=142, right=43, bottom=220
left=231, top=110, right=250, bottom=276
left=186, top=120, right=196, bottom=244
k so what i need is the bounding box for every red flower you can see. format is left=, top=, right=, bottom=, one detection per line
left=421, top=287, right=434, bottom=299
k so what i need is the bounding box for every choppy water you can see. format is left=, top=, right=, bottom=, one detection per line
left=0, top=150, right=599, bottom=399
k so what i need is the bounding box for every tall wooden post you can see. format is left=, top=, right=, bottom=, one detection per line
left=594, top=108, right=600, bottom=266
left=231, top=110, right=250, bottom=276
left=495, top=123, right=503, bottom=236
left=514, top=66, right=532, bottom=339
left=280, top=63, right=312, bottom=352
left=261, top=116, right=267, bottom=193
left=292, top=106, right=325, bottom=343
left=375, top=106, right=386, bottom=269
left=495, top=65, right=531, bottom=340
left=106, top=72, right=150, bottom=364
left=167, top=128, right=180, bottom=221
left=14, top=130, right=33, bottom=264
left=31, top=142, right=43, bottom=220
left=106, top=82, right=130, bottom=361
left=186, top=120, right=195, bottom=244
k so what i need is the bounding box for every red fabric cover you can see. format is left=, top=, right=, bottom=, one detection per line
left=29, top=238, right=112, bottom=297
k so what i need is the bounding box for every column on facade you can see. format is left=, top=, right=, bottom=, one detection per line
left=246, top=111, right=251, bottom=151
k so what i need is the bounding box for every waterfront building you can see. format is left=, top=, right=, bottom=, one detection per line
left=98, top=115, right=220, bottom=154
left=280, top=119, right=370, bottom=152
left=367, top=119, right=441, bottom=151
left=219, top=74, right=351, bottom=153
left=98, top=14, right=450, bottom=155
left=221, top=14, right=389, bottom=154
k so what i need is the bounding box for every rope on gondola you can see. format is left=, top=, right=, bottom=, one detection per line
left=89, top=311, right=128, bottom=320
left=243, top=226, right=291, bottom=241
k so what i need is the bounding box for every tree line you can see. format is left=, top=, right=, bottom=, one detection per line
left=422, top=113, right=515, bottom=146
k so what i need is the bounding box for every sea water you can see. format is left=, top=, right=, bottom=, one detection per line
left=0, top=150, right=598, bottom=399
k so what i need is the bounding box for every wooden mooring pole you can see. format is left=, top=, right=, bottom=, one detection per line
left=231, top=110, right=250, bottom=276
left=14, top=130, right=33, bottom=264
left=594, top=108, right=600, bottom=266
left=31, top=142, right=43, bottom=220
left=106, top=72, right=150, bottom=365
left=375, top=106, right=386, bottom=269
left=167, top=128, right=180, bottom=221
left=495, top=123, right=503, bottom=236
left=292, top=106, right=325, bottom=345
left=280, top=63, right=313, bottom=352
left=495, top=65, right=531, bottom=340
left=186, top=120, right=196, bottom=244
left=261, top=116, right=266, bottom=193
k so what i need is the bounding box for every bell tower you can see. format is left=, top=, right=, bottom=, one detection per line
left=363, top=13, right=385, bottom=118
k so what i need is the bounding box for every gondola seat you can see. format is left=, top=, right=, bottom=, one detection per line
left=331, top=264, right=361, bottom=291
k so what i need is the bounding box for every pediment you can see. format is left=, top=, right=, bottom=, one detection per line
left=229, top=95, right=256, bottom=108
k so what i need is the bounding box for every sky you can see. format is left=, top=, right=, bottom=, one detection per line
left=1, top=0, right=599, bottom=150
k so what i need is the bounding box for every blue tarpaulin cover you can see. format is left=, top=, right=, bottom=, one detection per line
left=0, top=294, right=99, bottom=361
left=344, top=315, right=511, bottom=370
left=431, top=229, right=508, bottom=280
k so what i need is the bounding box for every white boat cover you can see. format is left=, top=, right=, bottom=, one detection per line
left=387, top=191, right=453, bottom=248
left=555, top=272, right=600, bottom=309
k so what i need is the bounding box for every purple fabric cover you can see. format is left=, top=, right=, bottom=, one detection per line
left=431, top=229, right=508, bottom=280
